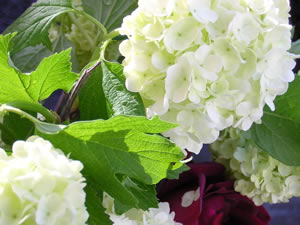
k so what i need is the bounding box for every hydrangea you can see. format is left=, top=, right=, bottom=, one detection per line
left=210, top=128, right=300, bottom=205
left=48, top=0, right=101, bottom=67
left=0, top=136, right=88, bottom=225
left=103, top=193, right=182, bottom=225
left=119, top=0, right=297, bottom=153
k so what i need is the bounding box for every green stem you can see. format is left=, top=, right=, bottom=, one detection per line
left=104, top=29, right=120, bottom=41
left=58, top=60, right=102, bottom=121
left=100, top=39, right=111, bottom=60
left=0, top=105, right=66, bottom=134
left=2, top=105, right=49, bottom=127
left=6, top=101, right=59, bottom=123
left=99, top=29, right=121, bottom=60
left=75, top=10, right=108, bottom=37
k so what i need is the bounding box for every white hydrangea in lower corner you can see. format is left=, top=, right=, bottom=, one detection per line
left=0, top=136, right=88, bottom=225
left=103, top=193, right=182, bottom=225
left=119, top=0, right=297, bottom=154
left=210, top=128, right=300, bottom=205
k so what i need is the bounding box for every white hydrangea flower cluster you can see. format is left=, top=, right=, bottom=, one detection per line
left=210, top=128, right=300, bottom=205
left=119, top=0, right=296, bottom=153
left=0, top=136, right=88, bottom=225
left=103, top=193, right=182, bottom=225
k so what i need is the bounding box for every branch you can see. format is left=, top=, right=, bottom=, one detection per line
left=58, top=61, right=102, bottom=121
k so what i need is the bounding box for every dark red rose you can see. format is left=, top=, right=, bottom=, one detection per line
left=157, top=162, right=270, bottom=225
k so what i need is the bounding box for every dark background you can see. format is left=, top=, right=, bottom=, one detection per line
left=0, top=0, right=300, bottom=224
left=291, top=0, right=300, bottom=41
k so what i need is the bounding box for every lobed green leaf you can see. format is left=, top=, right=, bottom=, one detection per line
left=0, top=33, right=78, bottom=105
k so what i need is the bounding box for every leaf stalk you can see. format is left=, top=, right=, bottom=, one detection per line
left=58, top=60, right=102, bottom=121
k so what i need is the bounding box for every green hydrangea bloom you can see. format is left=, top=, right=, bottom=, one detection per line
left=210, top=128, right=300, bottom=205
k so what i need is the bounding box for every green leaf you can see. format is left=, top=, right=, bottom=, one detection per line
left=85, top=182, right=111, bottom=225
left=4, top=0, right=74, bottom=53
left=52, top=32, right=81, bottom=73
left=82, top=0, right=137, bottom=32
left=0, top=33, right=78, bottom=104
left=290, top=40, right=300, bottom=55
left=79, top=65, right=108, bottom=120
left=38, top=116, right=184, bottom=221
left=166, top=163, right=190, bottom=179
left=114, top=178, right=157, bottom=214
left=102, top=60, right=146, bottom=117
left=250, top=75, right=300, bottom=166
left=10, top=33, right=81, bottom=74
left=1, top=113, right=34, bottom=145
left=10, top=44, right=52, bottom=73
left=28, top=48, right=78, bottom=101
left=0, top=33, right=34, bottom=103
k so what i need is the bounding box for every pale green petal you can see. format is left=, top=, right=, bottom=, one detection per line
left=139, top=0, right=175, bottom=17
left=152, top=51, right=171, bottom=71
left=245, top=0, right=273, bottom=14
left=119, top=40, right=132, bottom=58
left=230, top=13, right=260, bottom=44
left=203, top=55, right=223, bottom=73
left=213, top=39, right=242, bottom=72
left=187, top=0, right=218, bottom=23
left=36, top=194, right=66, bottom=225
left=236, top=101, right=253, bottom=117
left=165, top=60, right=191, bottom=103
left=195, top=45, right=212, bottom=63
left=142, top=19, right=164, bottom=40
left=164, top=18, right=200, bottom=53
